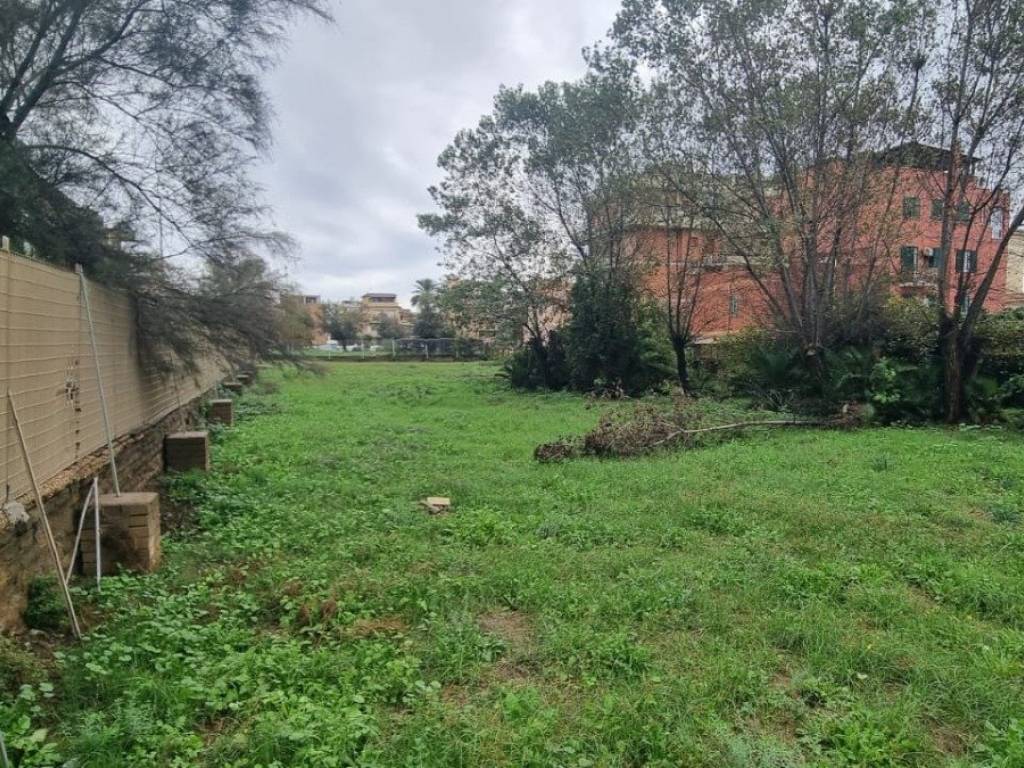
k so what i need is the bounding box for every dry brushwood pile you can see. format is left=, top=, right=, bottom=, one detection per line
left=535, top=397, right=866, bottom=462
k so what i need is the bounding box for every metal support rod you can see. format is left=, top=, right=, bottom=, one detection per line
left=65, top=479, right=97, bottom=582
left=7, top=392, right=82, bottom=639
left=93, top=478, right=101, bottom=591
left=76, top=264, right=120, bottom=496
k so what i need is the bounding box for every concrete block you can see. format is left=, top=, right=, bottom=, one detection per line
left=223, top=381, right=244, bottom=394
left=236, top=372, right=253, bottom=386
left=420, top=497, right=452, bottom=515
left=165, top=431, right=209, bottom=472
left=208, top=399, right=234, bottom=426
left=81, top=492, right=161, bottom=574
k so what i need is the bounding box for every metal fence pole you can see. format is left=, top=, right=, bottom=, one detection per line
left=76, top=265, right=120, bottom=496
left=93, top=478, right=101, bottom=591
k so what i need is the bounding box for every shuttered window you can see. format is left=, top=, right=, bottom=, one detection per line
left=728, top=293, right=741, bottom=317
left=955, top=250, right=977, bottom=273
left=900, top=246, right=918, bottom=273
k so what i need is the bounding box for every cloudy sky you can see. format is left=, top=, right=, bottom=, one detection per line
left=256, top=0, right=622, bottom=305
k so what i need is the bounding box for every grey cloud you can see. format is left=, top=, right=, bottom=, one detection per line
left=255, top=0, right=622, bottom=305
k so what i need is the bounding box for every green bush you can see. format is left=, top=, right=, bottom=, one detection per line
left=978, top=309, right=1024, bottom=409
left=867, top=357, right=940, bottom=422
left=500, top=331, right=570, bottom=390
left=23, top=576, right=66, bottom=633
left=878, top=298, right=938, bottom=363
left=564, top=269, right=674, bottom=396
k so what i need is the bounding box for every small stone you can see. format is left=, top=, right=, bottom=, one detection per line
left=421, top=497, right=452, bottom=515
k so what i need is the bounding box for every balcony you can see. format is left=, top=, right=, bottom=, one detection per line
left=702, top=253, right=745, bottom=270
left=897, top=267, right=938, bottom=296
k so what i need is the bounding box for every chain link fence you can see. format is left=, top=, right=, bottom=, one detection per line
left=311, top=337, right=497, bottom=360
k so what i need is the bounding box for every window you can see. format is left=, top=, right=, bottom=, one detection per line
left=902, top=197, right=920, bottom=219
left=728, top=292, right=741, bottom=318
left=961, top=292, right=973, bottom=314
left=931, top=199, right=944, bottom=220
left=956, top=201, right=971, bottom=223
left=991, top=208, right=1004, bottom=240
left=955, top=249, right=977, bottom=273
left=926, top=247, right=946, bottom=270
left=900, top=246, right=918, bottom=274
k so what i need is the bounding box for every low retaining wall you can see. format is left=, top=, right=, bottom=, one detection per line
left=0, top=393, right=210, bottom=633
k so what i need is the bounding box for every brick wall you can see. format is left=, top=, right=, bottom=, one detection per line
left=0, top=393, right=210, bottom=634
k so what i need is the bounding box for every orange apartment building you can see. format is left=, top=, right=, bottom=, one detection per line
left=637, top=143, right=1016, bottom=341
left=282, top=293, right=330, bottom=346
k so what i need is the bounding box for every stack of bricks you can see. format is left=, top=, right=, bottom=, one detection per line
left=207, top=399, right=234, bottom=426
left=1, top=396, right=210, bottom=632
left=80, top=492, right=161, bottom=574
left=164, top=432, right=210, bottom=472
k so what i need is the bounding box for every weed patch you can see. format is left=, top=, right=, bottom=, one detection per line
left=10, top=363, right=1024, bottom=766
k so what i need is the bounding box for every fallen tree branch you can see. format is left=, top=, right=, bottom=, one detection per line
left=645, top=418, right=834, bottom=450
left=535, top=403, right=862, bottom=462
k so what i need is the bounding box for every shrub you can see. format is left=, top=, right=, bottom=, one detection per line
left=977, top=310, right=1024, bottom=407
left=500, top=331, right=570, bottom=390
left=867, top=357, right=940, bottom=422
left=737, top=342, right=804, bottom=410
left=878, top=298, right=938, bottom=363
left=564, top=269, right=674, bottom=396
left=23, top=577, right=66, bottom=632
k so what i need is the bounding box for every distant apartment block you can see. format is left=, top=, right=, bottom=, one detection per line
left=358, top=293, right=414, bottom=338
left=634, top=142, right=1017, bottom=340
left=282, top=293, right=329, bottom=346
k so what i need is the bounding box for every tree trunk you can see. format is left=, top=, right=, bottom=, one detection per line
left=529, top=334, right=551, bottom=389
left=941, top=321, right=966, bottom=423
left=803, top=343, right=828, bottom=385
left=671, top=334, right=692, bottom=394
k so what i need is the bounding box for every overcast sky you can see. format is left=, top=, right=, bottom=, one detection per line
left=255, top=0, right=622, bottom=306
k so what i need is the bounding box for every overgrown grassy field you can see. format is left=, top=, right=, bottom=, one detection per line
left=5, top=363, right=1024, bottom=767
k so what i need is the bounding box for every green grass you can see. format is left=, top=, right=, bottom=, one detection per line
left=4, top=362, right=1024, bottom=767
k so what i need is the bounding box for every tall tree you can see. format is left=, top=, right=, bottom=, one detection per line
left=411, top=278, right=438, bottom=309
left=422, top=55, right=668, bottom=390
left=321, top=302, right=364, bottom=351
left=419, top=109, right=570, bottom=385
left=0, top=0, right=330, bottom=365
left=647, top=187, right=711, bottom=392
left=617, top=0, right=1024, bottom=420
left=614, top=0, right=923, bottom=379
left=436, top=277, right=522, bottom=344
left=376, top=313, right=404, bottom=342
left=0, top=0, right=329, bottom=264
left=411, top=277, right=448, bottom=338
left=914, top=0, right=1024, bottom=421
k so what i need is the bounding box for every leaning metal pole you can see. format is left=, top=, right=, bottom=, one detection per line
left=76, top=265, right=120, bottom=496
left=7, top=392, right=82, bottom=639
